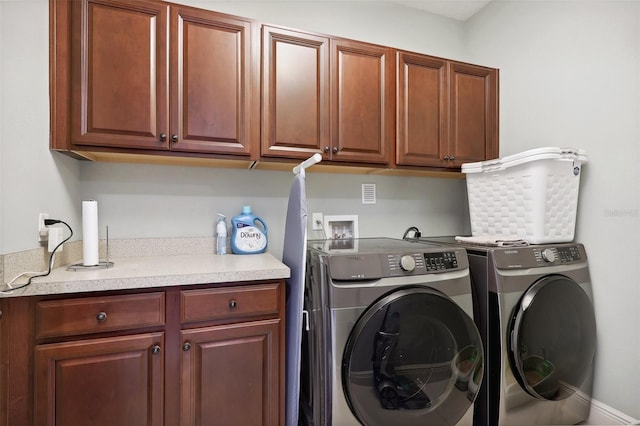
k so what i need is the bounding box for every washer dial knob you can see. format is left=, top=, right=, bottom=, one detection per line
left=400, top=255, right=416, bottom=272
left=541, top=248, right=556, bottom=263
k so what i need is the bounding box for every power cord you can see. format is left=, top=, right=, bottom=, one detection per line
left=1, top=219, right=73, bottom=293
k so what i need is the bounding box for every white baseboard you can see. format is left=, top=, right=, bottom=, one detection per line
left=585, top=398, right=639, bottom=425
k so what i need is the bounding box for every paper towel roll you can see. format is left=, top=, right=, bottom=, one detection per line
left=82, top=200, right=99, bottom=266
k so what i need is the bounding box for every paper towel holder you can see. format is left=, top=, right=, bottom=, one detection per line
left=67, top=226, right=114, bottom=271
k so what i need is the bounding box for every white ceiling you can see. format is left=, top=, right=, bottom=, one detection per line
left=391, top=0, right=492, bottom=21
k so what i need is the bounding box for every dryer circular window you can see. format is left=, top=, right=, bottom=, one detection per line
left=342, top=286, right=483, bottom=426
left=508, top=274, right=597, bottom=400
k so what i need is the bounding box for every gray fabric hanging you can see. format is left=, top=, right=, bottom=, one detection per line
left=283, top=171, right=308, bottom=426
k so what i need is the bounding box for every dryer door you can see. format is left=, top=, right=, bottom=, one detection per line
left=508, top=274, right=597, bottom=400
left=342, top=286, right=483, bottom=426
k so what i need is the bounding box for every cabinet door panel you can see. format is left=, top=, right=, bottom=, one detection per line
left=171, top=7, right=257, bottom=155
left=450, top=62, right=499, bottom=165
left=181, top=320, right=280, bottom=426
left=35, top=333, right=164, bottom=426
left=331, top=39, right=394, bottom=164
left=396, top=51, right=448, bottom=166
left=71, top=0, right=169, bottom=149
left=261, top=26, right=329, bottom=160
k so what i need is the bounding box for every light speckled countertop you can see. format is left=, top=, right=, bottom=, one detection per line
left=0, top=253, right=290, bottom=298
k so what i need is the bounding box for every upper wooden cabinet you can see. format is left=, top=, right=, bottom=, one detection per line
left=261, top=26, right=394, bottom=165
left=330, top=38, right=394, bottom=165
left=396, top=50, right=498, bottom=169
left=51, top=0, right=258, bottom=157
left=261, top=26, right=330, bottom=160
left=51, top=0, right=497, bottom=171
left=170, top=5, right=258, bottom=155
left=449, top=61, right=499, bottom=165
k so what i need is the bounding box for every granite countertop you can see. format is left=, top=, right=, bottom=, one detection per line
left=0, top=252, right=290, bottom=298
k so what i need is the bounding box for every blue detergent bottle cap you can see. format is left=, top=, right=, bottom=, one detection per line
left=242, top=205, right=252, bottom=214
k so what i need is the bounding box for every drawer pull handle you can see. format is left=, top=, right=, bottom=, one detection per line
left=151, top=345, right=161, bottom=355
left=229, top=300, right=238, bottom=309
left=182, top=342, right=192, bottom=352
left=96, top=312, right=107, bottom=322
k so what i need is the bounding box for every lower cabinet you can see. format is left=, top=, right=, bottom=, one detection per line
left=34, top=333, right=165, bottom=426
left=0, top=280, right=285, bottom=426
left=180, top=321, right=281, bottom=425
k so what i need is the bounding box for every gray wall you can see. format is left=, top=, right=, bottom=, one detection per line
left=1, top=0, right=639, bottom=420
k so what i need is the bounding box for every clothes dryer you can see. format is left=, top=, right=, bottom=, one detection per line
left=413, top=237, right=597, bottom=426
left=299, top=238, right=483, bottom=426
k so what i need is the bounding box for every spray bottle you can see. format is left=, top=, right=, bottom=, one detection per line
left=216, top=214, right=228, bottom=255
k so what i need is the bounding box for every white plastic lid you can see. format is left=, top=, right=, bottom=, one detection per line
left=462, top=147, right=588, bottom=174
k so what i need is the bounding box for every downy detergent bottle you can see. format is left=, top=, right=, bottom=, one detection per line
left=230, top=206, right=268, bottom=254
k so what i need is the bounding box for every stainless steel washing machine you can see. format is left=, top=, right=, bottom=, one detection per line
left=299, top=238, right=484, bottom=426
left=413, top=237, right=597, bottom=426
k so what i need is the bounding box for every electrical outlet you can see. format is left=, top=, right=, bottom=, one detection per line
left=38, top=213, right=49, bottom=242
left=312, top=213, right=323, bottom=230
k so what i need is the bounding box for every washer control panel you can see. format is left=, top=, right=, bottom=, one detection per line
left=424, top=251, right=459, bottom=271
left=327, top=249, right=466, bottom=281
left=386, top=251, right=461, bottom=275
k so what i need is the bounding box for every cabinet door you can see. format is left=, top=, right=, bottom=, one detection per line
left=181, top=319, right=281, bottom=426
left=330, top=39, right=394, bottom=165
left=34, top=332, right=164, bottom=426
left=170, top=7, right=258, bottom=155
left=449, top=62, right=499, bottom=165
left=396, top=51, right=448, bottom=167
left=261, top=26, right=329, bottom=160
left=70, top=0, right=169, bottom=150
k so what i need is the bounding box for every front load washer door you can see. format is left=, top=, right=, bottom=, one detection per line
left=508, top=274, right=597, bottom=400
left=342, top=286, right=483, bottom=426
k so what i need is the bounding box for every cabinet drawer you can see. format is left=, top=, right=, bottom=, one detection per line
left=181, top=283, right=280, bottom=324
left=36, top=293, right=165, bottom=339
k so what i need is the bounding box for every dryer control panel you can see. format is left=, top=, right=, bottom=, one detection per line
left=493, top=243, right=587, bottom=269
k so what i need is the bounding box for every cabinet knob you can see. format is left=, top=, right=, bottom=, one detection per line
left=443, top=155, right=450, bottom=161
left=159, top=133, right=167, bottom=142
left=96, top=312, right=107, bottom=322
left=182, top=342, right=192, bottom=352
left=171, top=134, right=178, bottom=143
left=151, top=344, right=161, bottom=355
left=450, top=156, right=456, bottom=161
left=229, top=299, right=238, bottom=310
left=324, top=146, right=330, bottom=153
left=332, top=147, right=338, bottom=154
left=0, top=309, right=3, bottom=320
